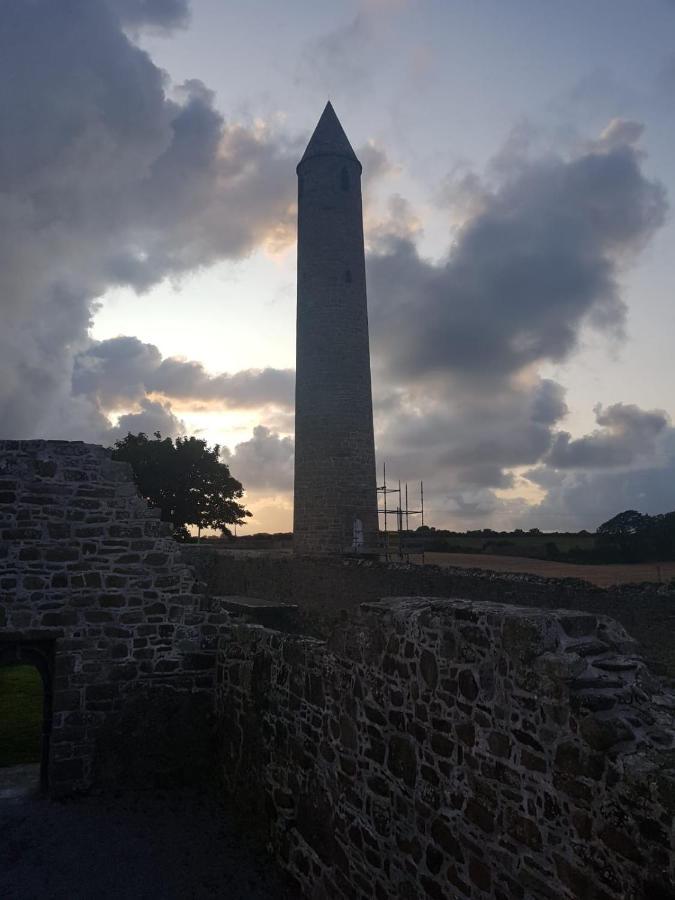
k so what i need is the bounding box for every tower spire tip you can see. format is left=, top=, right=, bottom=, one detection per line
left=298, top=101, right=360, bottom=170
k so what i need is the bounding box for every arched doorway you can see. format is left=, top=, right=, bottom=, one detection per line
left=0, top=642, right=54, bottom=795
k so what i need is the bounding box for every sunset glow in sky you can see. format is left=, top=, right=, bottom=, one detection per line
left=3, top=0, right=675, bottom=532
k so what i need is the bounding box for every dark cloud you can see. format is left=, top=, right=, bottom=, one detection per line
left=366, top=195, right=422, bottom=246
left=97, top=79, right=297, bottom=290
left=453, top=465, right=515, bottom=490
left=362, top=120, right=667, bottom=521
left=110, top=0, right=190, bottom=31
left=108, top=398, right=186, bottom=444
left=546, top=403, right=669, bottom=469
left=224, top=426, right=294, bottom=494
left=524, top=429, right=675, bottom=531
left=152, top=360, right=294, bottom=409
left=74, top=337, right=294, bottom=411
left=373, top=376, right=568, bottom=489
left=0, top=0, right=297, bottom=440
left=425, top=484, right=531, bottom=528
left=73, top=338, right=163, bottom=409
left=368, top=121, right=666, bottom=381
left=515, top=401, right=673, bottom=529
left=358, top=142, right=394, bottom=180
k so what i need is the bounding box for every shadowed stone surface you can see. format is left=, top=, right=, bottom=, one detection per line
left=0, top=764, right=40, bottom=801
left=0, top=440, right=232, bottom=796
left=0, top=788, right=292, bottom=899
left=217, top=597, right=675, bottom=900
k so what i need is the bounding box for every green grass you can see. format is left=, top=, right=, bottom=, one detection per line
left=0, top=665, right=43, bottom=767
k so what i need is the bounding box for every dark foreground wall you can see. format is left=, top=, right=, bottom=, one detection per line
left=0, top=441, right=228, bottom=796
left=189, top=550, right=675, bottom=678
left=216, top=598, right=675, bottom=900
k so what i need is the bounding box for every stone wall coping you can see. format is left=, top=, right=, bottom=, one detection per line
left=216, top=595, right=299, bottom=611
left=223, top=621, right=326, bottom=650
left=363, top=596, right=615, bottom=630
left=365, top=594, right=603, bottom=616
left=184, top=547, right=291, bottom=559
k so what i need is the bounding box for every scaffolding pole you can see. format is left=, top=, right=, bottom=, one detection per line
left=377, top=464, right=427, bottom=563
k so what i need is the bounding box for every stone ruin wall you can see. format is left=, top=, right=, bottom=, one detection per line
left=0, top=440, right=228, bottom=796
left=188, top=549, right=675, bottom=678
left=217, top=597, right=675, bottom=900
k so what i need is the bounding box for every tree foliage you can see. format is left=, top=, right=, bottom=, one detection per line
left=597, top=509, right=649, bottom=538
left=409, top=516, right=675, bottom=565
left=596, top=509, right=675, bottom=562
left=111, top=432, right=251, bottom=539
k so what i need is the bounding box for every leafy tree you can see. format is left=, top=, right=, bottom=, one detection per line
left=643, top=512, right=675, bottom=561
left=596, top=509, right=650, bottom=561
left=111, top=432, right=251, bottom=539
left=595, top=509, right=675, bottom=562
left=597, top=509, right=649, bottom=538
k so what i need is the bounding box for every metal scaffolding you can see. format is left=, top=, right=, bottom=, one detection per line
left=377, top=462, right=425, bottom=562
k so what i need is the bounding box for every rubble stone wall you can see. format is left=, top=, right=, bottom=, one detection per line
left=190, top=549, right=675, bottom=678
left=0, top=440, right=228, bottom=796
left=216, top=597, right=675, bottom=900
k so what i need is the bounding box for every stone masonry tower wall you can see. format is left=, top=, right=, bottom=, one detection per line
left=294, top=102, right=379, bottom=555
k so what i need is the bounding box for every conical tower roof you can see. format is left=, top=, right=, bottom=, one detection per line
left=297, top=101, right=361, bottom=172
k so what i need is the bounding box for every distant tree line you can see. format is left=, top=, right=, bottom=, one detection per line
left=410, top=525, right=594, bottom=559
left=540, top=510, right=675, bottom=564
left=592, top=509, right=675, bottom=563
left=413, top=512, right=675, bottom=563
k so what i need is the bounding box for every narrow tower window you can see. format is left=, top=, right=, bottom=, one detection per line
left=344, top=269, right=352, bottom=283
left=340, top=166, right=350, bottom=192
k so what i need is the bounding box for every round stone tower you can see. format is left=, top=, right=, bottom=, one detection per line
left=293, top=102, right=379, bottom=555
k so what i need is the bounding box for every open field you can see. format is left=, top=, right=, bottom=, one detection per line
left=0, top=666, right=42, bottom=767
left=417, top=532, right=597, bottom=557
left=416, top=552, right=675, bottom=587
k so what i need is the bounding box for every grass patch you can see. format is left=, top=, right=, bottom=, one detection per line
left=0, top=665, right=43, bottom=767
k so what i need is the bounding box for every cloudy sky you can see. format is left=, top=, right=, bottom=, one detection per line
left=3, top=0, right=675, bottom=533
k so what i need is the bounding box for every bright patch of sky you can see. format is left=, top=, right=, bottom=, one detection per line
left=93, top=248, right=296, bottom=374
